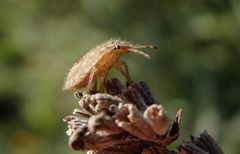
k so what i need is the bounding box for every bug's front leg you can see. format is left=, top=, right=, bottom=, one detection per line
left=113, top=61, right=133, bottom=84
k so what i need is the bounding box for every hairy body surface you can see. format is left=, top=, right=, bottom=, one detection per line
left=63, top=39, right=157, bottom=90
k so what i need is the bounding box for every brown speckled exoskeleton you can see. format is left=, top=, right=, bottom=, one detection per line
left=63, top=39, right=157, bottom=91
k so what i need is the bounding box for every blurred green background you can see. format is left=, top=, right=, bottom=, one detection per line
left=0, top=0, right=240, bottom=154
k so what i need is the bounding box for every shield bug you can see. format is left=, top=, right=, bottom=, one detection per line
left=63, top=39, right=157, bottom=91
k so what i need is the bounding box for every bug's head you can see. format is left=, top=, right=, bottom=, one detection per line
left=113, top=44, right=121, bottom=50
left=110, top=41, right=129, bottom=53
left=110, top=40, right=124, bottom=50
left=109, top=39, right=158, bottom=59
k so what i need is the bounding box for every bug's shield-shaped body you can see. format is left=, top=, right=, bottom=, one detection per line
left=63, top=39, right=155, bottom=90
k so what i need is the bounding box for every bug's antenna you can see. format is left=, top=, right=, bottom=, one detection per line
left=134, top=45, right=158, bottom=49
left=128, top=49, right=150, bottom=59
left=128, top=44, right=157, bottom=59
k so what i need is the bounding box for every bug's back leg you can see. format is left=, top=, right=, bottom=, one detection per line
left=87, top=67, right=98, bottom=94
left=88, top=80, right=98, bottom=94
left=99, top=75, right=106, bottom=93
left=113, top=60, right=133, bottom=84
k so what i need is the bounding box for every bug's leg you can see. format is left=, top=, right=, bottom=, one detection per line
left=87, top=68, right=97, bottom=94
left=118, top=60, right=131, bottom=82
left=113, top=61, right=133, bottom=84
left=99, top=75, right=106, bottom=93
left=89, top=80, right=98, bottom=94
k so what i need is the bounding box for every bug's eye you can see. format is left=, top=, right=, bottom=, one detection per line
left=114, top=45, right=120, bottom=50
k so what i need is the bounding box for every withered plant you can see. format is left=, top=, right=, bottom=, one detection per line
left=63, top=79, right=223, bottom=154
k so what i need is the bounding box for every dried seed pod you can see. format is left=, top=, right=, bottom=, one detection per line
left=88, top=112, right=122, bottom=134
left=116, top=104, right=157, bottom=141
left=63, top=39, right=157, bottom=90
left=79, top=93, right=124, bottom=114
left=143, top=104, right=170, bottom=135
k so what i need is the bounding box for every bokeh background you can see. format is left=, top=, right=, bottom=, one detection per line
left=0, top=0, right=240, bottom=154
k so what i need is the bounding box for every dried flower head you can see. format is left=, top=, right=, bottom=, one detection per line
left=63, top=79, right=182, bottom=153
